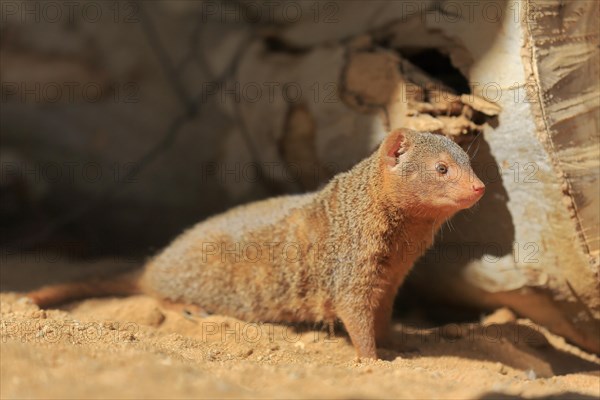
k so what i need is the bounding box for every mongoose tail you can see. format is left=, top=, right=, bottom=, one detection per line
left=26, top=128, right=485, bottom=360
left=27, top=270, right=142, bottom=308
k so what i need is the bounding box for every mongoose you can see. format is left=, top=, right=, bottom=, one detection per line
left=28, top=128, right=485, bottom=359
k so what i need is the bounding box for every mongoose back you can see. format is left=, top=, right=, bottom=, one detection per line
left=28, top=128, right=485, bottom=359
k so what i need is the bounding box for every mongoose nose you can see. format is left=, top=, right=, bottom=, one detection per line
left=473, top=184, right=485, bottom=194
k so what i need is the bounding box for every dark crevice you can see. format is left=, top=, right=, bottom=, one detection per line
left=404, top=48, right=471, bottom=94
left=262, top=36, right=311, bottom=54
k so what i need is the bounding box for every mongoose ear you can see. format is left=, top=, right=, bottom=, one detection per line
left=381, top=128, right=411, bottom=167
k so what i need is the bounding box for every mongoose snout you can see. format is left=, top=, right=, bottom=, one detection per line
left=28, top=128, right=485, bottom=360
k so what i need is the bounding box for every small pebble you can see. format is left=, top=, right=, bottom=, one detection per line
left=17, top=297, right=33, bottom=305
left=496, top=362, right=507, bottom=375
left=240, top=349, right=253, bottom=358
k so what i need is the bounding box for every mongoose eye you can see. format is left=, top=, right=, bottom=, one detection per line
left=435, top=163, right=448, bottom=175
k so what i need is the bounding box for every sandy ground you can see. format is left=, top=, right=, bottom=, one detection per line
left=1, top=289, right=599, bottom=399
left=0, top=257, right=598, bottom=399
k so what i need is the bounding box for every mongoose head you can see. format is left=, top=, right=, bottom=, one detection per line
left=379, top=128, right=485, bottom=218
